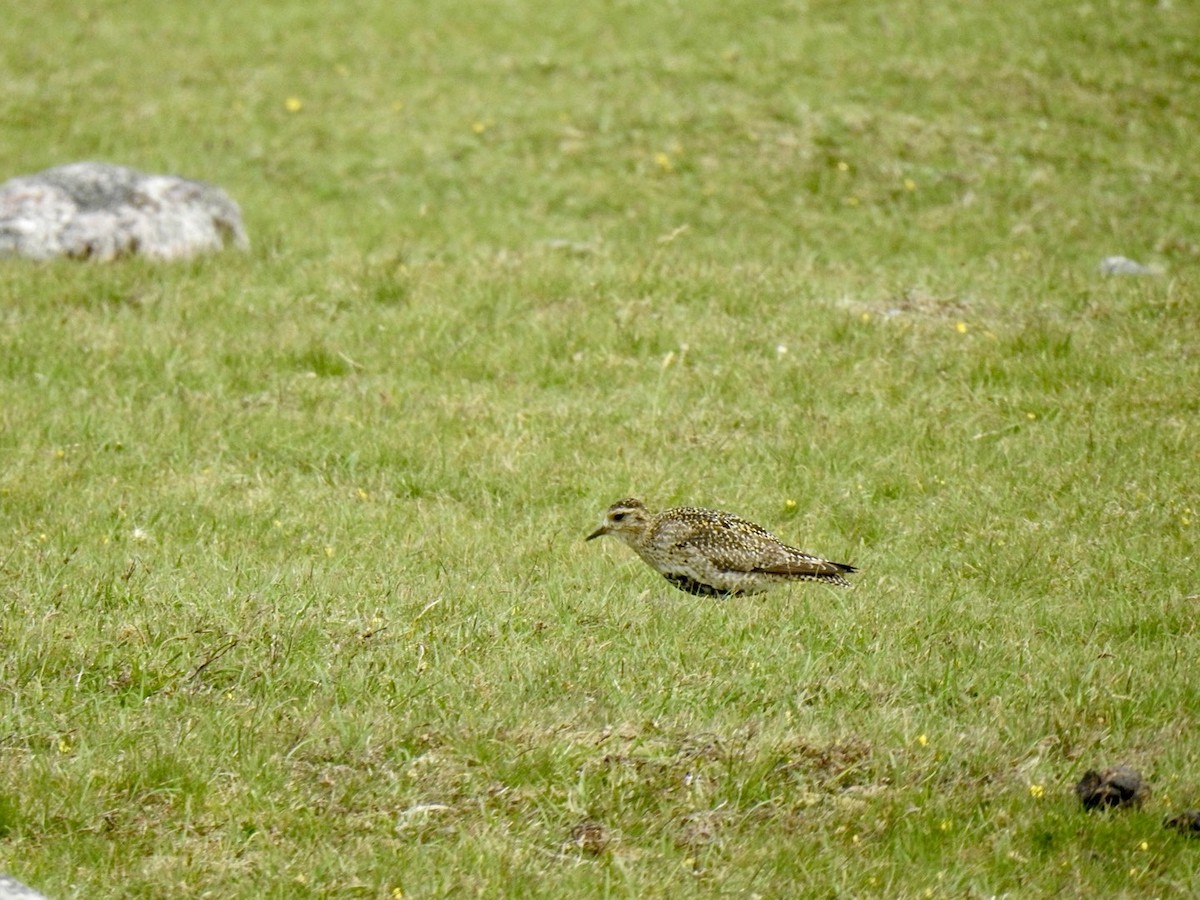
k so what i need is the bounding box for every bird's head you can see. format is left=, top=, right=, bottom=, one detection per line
left=586, top=498, right=650, bottom=544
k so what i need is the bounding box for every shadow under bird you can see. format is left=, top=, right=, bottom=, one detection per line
left=586, top=498, right=856, bottom=596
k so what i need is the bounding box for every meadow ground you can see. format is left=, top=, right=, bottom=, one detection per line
left=2, top=1, right=1199, bottom=896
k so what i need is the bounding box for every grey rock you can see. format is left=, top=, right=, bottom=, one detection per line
left=0, top=875, right=49, bottom=900
left=0, top=161, right=247, bottom=261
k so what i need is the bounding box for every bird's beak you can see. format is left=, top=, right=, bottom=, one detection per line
left=586, top=526, right=608, bottom=541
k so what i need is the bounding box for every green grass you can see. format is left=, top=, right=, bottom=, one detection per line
left=3, top=0, right=1200, bottom=896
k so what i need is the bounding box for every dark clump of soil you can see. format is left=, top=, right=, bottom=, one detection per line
left=1164, top=810, right=1200, bottom=837
left=1074, top=765, right=1149, bottom=811
left=566, top=818, right=609, bottom=855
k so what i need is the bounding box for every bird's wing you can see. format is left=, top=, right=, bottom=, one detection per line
left=750, top=550, right=856, bottom=578
left=672, top=514, right=851, bottom=578
left=665, top=512, right=782, bottom=574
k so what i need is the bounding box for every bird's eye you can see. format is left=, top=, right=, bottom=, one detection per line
left=611, top=512, right=626, bottom=522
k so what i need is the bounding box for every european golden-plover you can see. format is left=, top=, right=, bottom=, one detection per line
left=586, top=498, right=856, bottom=596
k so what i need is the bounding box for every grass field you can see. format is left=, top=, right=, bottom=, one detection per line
left=3, top=0, right=1200, bottom=896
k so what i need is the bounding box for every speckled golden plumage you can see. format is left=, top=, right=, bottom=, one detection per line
left=586, top=498, right=856, bottom=596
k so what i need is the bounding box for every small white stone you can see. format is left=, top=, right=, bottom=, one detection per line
left=0, top=875, right=50, bottom=900
left=1099, top=255, right=1158, bottom=276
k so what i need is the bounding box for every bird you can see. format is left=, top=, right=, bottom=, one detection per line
left=586, top=498, right=856, bottom=596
